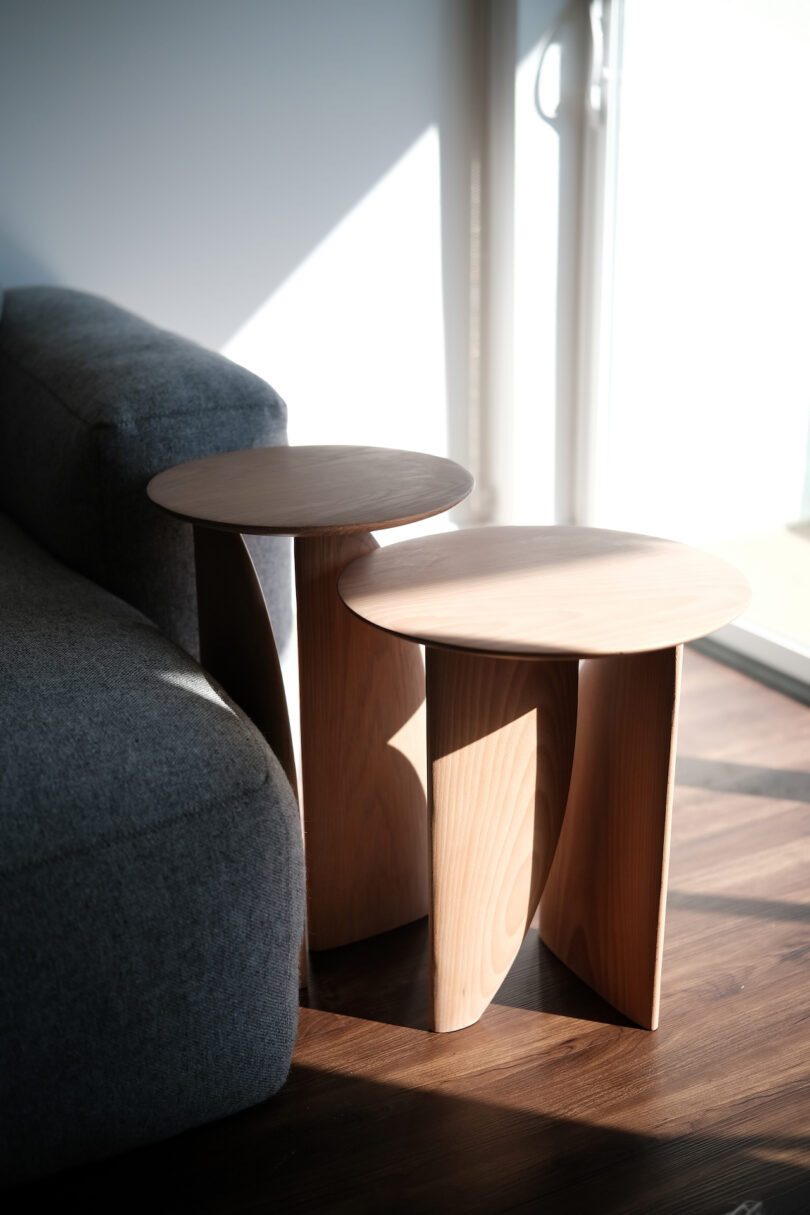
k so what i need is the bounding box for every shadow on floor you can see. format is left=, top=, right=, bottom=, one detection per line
left=7, top=1065, right=808, bottom=1214
left=667, top=889, right=810, bottom=925
left=676, top=756, right=810, bottom=803
left=301, top=916, right=431, bottom=1031
left=493, top=932, right=636, bottom=1028
left=300, top=917, right=635, bottom=1032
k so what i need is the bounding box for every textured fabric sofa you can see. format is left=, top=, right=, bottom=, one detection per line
left=0, top=288, right=305, bottom=1186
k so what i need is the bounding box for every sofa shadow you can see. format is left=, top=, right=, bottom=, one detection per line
left=6, top=1065, right=808, bottom=1214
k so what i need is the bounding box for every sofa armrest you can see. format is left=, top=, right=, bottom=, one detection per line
left=0, top=287, right=291, bottom=656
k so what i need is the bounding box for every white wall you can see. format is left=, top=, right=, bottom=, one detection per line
left=0, top=0, right=476, bottom=468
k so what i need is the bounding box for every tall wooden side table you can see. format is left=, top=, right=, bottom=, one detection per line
left=339, top=525, right=751, bottom=1032
left=148, top=445, right=473, bottom=951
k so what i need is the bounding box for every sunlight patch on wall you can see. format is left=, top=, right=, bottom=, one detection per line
left=223, top=127, right=448, bottom=460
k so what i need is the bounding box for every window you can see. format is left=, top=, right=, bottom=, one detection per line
left=501, top=0, right=810, bottom=688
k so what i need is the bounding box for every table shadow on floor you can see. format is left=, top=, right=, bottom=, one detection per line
left=301, top=918, right=634, bottom=1032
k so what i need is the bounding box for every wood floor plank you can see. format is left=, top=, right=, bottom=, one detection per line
left=7, top=649, right=810, bottom=1213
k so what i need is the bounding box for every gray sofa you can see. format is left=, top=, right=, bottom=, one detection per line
left=0, top=288, right=305, bottom=1186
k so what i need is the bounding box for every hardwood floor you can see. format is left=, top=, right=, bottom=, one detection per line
left=9, top=649, right=810, bottom=1213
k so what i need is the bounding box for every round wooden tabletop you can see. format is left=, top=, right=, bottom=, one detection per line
left=338, top=525, right=752, bottom=658
left=147, top=445, right=474, bottom=536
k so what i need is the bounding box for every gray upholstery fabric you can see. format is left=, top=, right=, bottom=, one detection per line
left=0, top=286, right=291, bottom=658
left=0, top=513, right=305, bottom=1186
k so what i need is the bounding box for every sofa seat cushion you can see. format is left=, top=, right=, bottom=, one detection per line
left=0, top=512, right=304, bottom=1184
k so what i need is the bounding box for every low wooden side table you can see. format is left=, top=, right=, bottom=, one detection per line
left=148, top=445, right=473, bottom=951
left=338, top=525, right=751, bottom=1032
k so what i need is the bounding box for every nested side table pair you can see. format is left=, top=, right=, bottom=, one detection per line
left=149, top=446, right=750, bottom=1034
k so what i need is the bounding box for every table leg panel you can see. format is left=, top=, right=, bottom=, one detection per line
left=539, top=645, right=683, bottom=1030
left=426, top=649, right=578, bottom=1032
left=295, top=533, right=429, bottom=950
left=193, top=526, right=297, bottom=794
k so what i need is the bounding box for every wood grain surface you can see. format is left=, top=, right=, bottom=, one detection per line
left=427, top=649, right=577, bottom=1031
left=540, top=646, right=682, bottom=1029
left=295, top=532, right=429, bottom=950
left=339, top=524, right=751, bottom=657
left=11, top=649, right=810, bottom=1213
left=193, top=526, right=297, bottom=795
left=147, top=445, right=473, bottom=536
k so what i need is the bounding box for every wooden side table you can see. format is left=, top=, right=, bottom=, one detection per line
left=147, top=445, right=473, bottom=951
left=339, top=525, right=751, bottom=1032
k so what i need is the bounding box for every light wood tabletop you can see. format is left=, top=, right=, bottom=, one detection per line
left=339, top=525, right=752, bottom=658
left=147, top=444, right=473, bottom=535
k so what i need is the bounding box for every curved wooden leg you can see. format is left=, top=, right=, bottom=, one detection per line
left=427, top=648, right=578, bottom=1032
left=539, top=645, right=683, bottom=1030
left=193, top=526, right=297, bottom=795
left=295, top=533, right=429, bottom=950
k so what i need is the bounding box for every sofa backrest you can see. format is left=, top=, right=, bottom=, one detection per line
left=0, top=286, right=291, bottom=656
